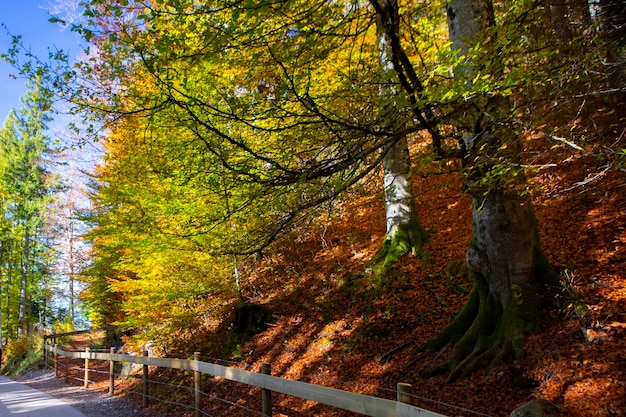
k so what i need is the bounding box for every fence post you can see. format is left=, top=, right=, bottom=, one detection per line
left=397, top=382, right=412, bottom=405
left=261, top=362, right=272, bottom=417
left=65, top=356, right=70, bottom=383
left=109, top=347, right=116, bottom=397
left=194, top=352, right=202, bottom=417
left=84, top=347, right=90, bottom=388
left=143, top=350, right=149, bottom=408
left=54, top=344, right=58, bottom=377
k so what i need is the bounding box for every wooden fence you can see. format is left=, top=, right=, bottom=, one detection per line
left=44, top=343, right=447, bottom=417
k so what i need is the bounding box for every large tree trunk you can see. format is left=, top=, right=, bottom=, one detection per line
left=370, top=0, right=428, bottom=273
left=419, top=0, right=560, bottom=382
left=421, top=122, right=559, bottom=382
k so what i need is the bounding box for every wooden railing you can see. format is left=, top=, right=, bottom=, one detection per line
left=44, top=343, right=447, bottom=417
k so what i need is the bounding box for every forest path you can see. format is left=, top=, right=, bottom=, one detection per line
left=12, top=369, right=171, bottom=417
left=0, top=376, right=87, bottom=416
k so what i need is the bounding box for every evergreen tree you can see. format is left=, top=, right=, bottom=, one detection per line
left=0, top=79, right=55, bottom=337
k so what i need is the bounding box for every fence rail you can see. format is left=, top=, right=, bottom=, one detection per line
left=44, top=343, right=446, bottom=417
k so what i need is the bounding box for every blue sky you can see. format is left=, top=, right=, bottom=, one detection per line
left=1, top=0, right=82, bottom=122
left=1, top=0, right=101, bottom=195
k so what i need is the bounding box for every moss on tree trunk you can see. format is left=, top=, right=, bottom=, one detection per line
left=412, top=0, right=563, bottom=383
left=371, top=214, right=429, bottom=270
left=419, top=192, right=560, bottom=383
left=369, top=2, right=428, bottom=280
left=367, top=137, right=429, bottom=282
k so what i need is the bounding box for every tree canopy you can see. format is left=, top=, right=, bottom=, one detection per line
left=3, top=0, right=624, bottom=379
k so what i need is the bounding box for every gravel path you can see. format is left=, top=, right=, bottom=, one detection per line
left=13, top=369, right=171, bottom=417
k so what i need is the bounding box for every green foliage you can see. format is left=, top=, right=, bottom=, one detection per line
left=59, top=0, right=415, bottom=342
left=1, top=333, right=44, bottom=376
left=49, top=318, right=76, bottom=347
left=2, top=0, right=617, bottom=367
left=0, top=78, right=57, bottom=341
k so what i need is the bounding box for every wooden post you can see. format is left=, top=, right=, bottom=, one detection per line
left=54, top=344, right=58, bottom=377
left=142, top=350, right=149, bottom=408
left=194, top=352, right=201, bottom=417
left=397, top=382, right=412, bottom=405
left=109, top=347, right=115, bottom=397
left=65, top=356, right=70, bottom=383
left=261, top=362, right=272, bottom=417
left=84, top=347, right=90, bottom=388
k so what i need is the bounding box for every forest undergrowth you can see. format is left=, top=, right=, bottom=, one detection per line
left=49, top=100, right=625, bottom=417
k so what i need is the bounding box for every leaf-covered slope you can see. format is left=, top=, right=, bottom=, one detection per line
left=198, top=125, right=625, bottom=417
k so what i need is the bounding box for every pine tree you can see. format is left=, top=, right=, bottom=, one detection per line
left=0, top=78, right=54, bottom=336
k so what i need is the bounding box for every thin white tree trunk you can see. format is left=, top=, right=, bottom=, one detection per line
left=68, top=219, right=76, bottom=327
left=18, top=228, right=29, bottom=334
left=373, top=0, right=427, bottom=266
left=382, top=136, right=414, bottom=238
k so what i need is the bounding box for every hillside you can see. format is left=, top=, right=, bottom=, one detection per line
left=2, top=2, right=624, bottom=415
left=169, top=107, right=624, bottom=417
left=50, top=107, right=624, bottom=417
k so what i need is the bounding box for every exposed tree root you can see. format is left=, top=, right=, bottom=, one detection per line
left=379, top=341, right=413, bottom=364
left=416, top=271, right=546, bottom=384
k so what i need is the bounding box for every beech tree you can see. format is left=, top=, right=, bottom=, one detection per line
left=7, top=0, right=601, bottom=376
left=370, top=0, right=429, bottom=271
left=20, top=0, right=439, bottom=335
left=4, top=0, right=449, bottom=345
left=44, top=0, right=442, bottom=260
left=416, top=0, right=561, bottom=382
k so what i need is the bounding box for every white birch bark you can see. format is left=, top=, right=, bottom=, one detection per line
left=382, top=136, right=414, bottom=239
left=375, top=0, right=424, bottom=254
